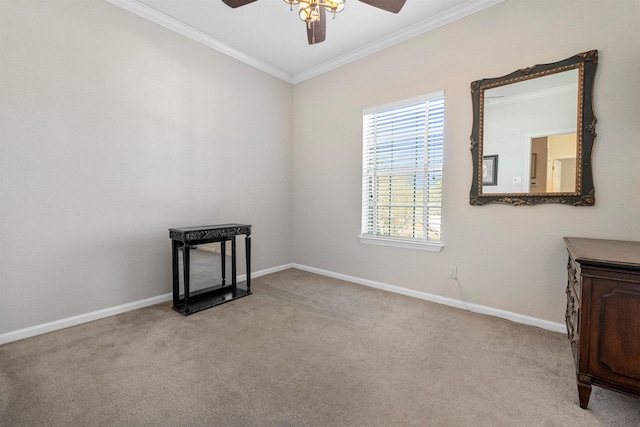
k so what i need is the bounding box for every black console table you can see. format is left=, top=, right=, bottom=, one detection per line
left=169, top=224, right=251, bottom=315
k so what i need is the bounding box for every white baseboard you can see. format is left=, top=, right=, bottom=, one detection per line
left=0, top=263, right=294, bottom=345
left=243, top=263, right=294, bottom=281
left=291, top=263, right=567, bottom=334
left=1, top=262, right=564, bottom=345
left=0, top=293, right=173, bottom=346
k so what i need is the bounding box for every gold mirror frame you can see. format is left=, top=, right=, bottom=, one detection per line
left=470, top=50, right=598, bottom=206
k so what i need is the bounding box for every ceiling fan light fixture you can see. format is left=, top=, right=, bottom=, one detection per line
left=225, top=0, right=407, bottom=45
left=298, top=2, right=320, bottom=24
left=283, top=0, right=301, bottom=11
left=295, top=0, right=345, bottom=23
left=325, top=0, right=345, bottom=15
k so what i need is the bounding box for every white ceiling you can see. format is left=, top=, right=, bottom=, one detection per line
left=108, top=0, right=503, bottom=83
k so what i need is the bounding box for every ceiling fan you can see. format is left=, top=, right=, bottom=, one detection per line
left=221, top=0, right=407, bottom=45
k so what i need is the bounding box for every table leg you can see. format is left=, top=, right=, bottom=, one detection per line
left=245, top=234, right=251, bottom=294
left=183, top=244, right=190, bottom=312
left=231, top=236, right=237, bottom=290
left=221, top=240, right=226, bottom=286
left=171, top=240, right=180, bottom=307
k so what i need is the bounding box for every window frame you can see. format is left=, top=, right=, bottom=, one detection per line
left=359, top=91, right=444, bottom=252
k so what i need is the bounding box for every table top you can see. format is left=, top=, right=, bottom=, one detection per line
left=169, top=224, right=252, bottom=243
left=564, top=237, right=640, bottom=269
left=170, top=223, right=251, bottom=233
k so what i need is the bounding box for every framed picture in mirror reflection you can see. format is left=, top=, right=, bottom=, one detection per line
left=483, top=155, right=498, bottom=186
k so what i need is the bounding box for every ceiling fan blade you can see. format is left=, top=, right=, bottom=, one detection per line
left=306, top=7, right=326, bottom=45
left=358, top=0, right=407, bottom=13
left=221, top=0, right=258, bottom=8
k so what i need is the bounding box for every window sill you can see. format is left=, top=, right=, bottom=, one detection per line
left=358, top=235, right=443, bottom=252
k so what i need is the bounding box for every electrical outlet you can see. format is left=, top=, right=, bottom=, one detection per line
left=448, top=266, right=457, bottom=279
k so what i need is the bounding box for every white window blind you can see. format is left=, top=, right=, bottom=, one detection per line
left=361, top=92, right=444, bottom=249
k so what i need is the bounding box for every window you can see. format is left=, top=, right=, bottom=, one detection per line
left=360, top=92, right=444, bottom=251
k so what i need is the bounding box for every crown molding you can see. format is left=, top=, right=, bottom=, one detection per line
left=106, top=0, right=294, bottom=83
left=486, top=83, right=577, bottom=106
left=291, top=0, right=505, bottom=83
left=107, top=0, right=504, bottom=85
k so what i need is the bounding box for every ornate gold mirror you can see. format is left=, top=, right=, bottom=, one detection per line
left=470, top=50, right=598, bottom=206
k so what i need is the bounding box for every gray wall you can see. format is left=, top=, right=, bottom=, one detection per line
left=0, top=1, right=293, bottom=334
left=291, top=0, right=640, bottom=324
left=2, top=0, right=639, bottom=337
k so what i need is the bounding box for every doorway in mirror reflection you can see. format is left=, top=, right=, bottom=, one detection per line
left=530, top=132, right=577, bottom=193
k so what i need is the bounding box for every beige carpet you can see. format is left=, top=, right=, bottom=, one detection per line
left=1, top=269, right=639, bottom=426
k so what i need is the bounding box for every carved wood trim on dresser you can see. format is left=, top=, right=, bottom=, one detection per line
left=564, top=237, right=640, bottom=409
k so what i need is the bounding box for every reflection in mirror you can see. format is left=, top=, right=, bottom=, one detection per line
left=482, top=70, right=578, bottom=194
left=178, top=243, right=231, bottom=294
left=530, top=132, right=577, bottom=193
left=470, top=50, right=598, bottom=206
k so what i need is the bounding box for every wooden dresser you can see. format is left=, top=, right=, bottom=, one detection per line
left=564, top=237, right=640, bottom=408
